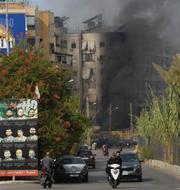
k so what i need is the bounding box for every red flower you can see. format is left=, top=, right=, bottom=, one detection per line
left=27, top=84, right=32, bottom=93
left=29, top=52, right=33, bottom=60
left=64, top=120, right=71, bottom=129
left=1, top=69, right=8, bottom=76
left=52, top=94, right=60, bottom=100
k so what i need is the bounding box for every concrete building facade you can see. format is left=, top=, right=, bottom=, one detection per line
left=0, top=2, right=63, bottom=65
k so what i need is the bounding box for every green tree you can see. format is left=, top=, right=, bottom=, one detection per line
left=136, top=54, right=180, bottom=163
left=0, top=45, right=90, bottom=158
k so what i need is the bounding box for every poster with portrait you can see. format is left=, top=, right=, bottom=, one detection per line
left=0, top=99, right=38, bottom=177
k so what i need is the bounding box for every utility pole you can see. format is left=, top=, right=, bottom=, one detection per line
left=108, top=103, right=112, bottom=132
left=79, top=30, right=83, bottom=113
left=5, top=0, right=9, bottom=56
left=129, top=102, right=133, bottom=135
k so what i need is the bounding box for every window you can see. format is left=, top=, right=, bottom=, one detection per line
left=83, top=53, right=95, bottom=62
left=49, top=43, right=54, bottom=54
left=27, top=25, right=35, bottom=30
left=61, top=40, right=67, bottom=49
left=61, top=55, right=67, bottom=64
left=26, top=16, right=35, bottom=26
left=71, top=42, right=76, bottom=49
left=99, top=55, right=105, bottom=64
left=100, top=41, right=105, bottom=48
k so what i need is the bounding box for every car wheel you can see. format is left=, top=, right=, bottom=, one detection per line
left=137, top=175, right=142, bottom=182
left=82, top=173, right=88, bottom=183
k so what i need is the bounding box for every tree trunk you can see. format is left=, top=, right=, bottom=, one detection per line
left=165, top=138, right=174, bottom=164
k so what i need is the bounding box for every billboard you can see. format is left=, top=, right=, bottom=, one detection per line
left=0, top=13, right=26, bottom=53
left=0, top=99, right=38, bottom=177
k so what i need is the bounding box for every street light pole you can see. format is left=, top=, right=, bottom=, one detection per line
left=5, top=0, right=9, bottom=56
left=108, top=103, right=112, bottom=132
left=108, top=103, right=119, bottom=132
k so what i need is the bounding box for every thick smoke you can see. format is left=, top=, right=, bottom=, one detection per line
left=102, top=0, right=180, bottom=129
left=117, top=0, right=180, bottom=52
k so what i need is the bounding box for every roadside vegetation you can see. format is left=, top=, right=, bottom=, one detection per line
left=0, top=43, right=91, bottom=158
left=135, top=54, right=180, bottom=163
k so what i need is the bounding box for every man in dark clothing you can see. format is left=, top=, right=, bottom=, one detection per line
left=41, top=152, right=54, bottom=176
left=107, top=152, right=122, bottom=165
left=106, top=152, right=122, bottom=176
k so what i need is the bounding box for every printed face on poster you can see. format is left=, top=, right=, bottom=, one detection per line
left=0, top=99, right=38, bottom=176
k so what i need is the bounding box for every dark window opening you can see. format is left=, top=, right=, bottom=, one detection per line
left=61, top=40, right=67, bottom=49
left=71, top=42, right=76, bottom=49
left=27, top=25, right=35, bottom=30
left=83, top=53, right=95, bottom=62
left=100, top=42, right=105, bottom=48
left=49, top=43, right=54, bottom=54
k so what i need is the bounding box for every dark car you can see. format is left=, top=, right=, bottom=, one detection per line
left=54, top=155, right=88, bottom=183
left=78, top=150, right=96, bottom=169
left=78, top=144, right=89, bottom=151
left=120, top=152, right=143, bottom=182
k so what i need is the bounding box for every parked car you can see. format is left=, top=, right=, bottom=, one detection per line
left=79, top=144, right=89, bottom=151
left=53, top=155, right=88, bottom=183
left=120, top=152, right=143, bottom=182
left=78, top=150, right=96, bottom=169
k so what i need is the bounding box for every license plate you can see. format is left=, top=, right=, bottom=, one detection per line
left=122, top=171, right=129, bottom=175
left=70, top=174, right=79, bottom=177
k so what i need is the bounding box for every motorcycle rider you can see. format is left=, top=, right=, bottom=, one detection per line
left=102, top=144, right=109, bottom=156
left=106, top=152, right=122, bottom=183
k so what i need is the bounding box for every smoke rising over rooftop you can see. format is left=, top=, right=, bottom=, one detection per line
left=101, top=0, right=180, bottom=129
left=117, top=0, right=180, bottom=51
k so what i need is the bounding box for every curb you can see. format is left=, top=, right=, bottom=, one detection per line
left=145, top=159, right=180, bottom=179
left=0, top=180, right=39, bottom=185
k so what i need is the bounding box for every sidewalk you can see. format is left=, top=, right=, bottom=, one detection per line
left=146, top=159, right=180, bottom=179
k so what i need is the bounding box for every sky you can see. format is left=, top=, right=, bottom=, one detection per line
left=30, top=0, right=122, bottom=30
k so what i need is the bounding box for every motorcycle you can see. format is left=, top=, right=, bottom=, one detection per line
left=40, top=168, right=53, bottom=189
left=107, top=163, right=121, bottom=188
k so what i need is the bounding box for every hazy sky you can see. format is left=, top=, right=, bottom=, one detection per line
left=30, top=0, right=122, bottom=29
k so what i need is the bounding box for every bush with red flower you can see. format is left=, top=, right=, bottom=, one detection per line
left=0, top=44, right=90, bottom=158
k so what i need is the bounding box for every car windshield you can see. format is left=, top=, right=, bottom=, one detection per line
left=61, top=157, right=84, bottom=165
left=79, top=145, right=89, bottom=150
left=121, top=153, right=139, bottom=162
left=79, top=151, right=92, bottom=156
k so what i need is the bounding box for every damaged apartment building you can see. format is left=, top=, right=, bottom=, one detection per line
left=1, top=1, right=169, bottom=130
left=60, top=15, right=170, bottom=130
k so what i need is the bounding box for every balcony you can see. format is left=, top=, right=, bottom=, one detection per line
left=27, top=30, right=36, bottom=37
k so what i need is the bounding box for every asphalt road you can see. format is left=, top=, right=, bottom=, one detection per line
left=0, top=149, right=179, bottom=190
